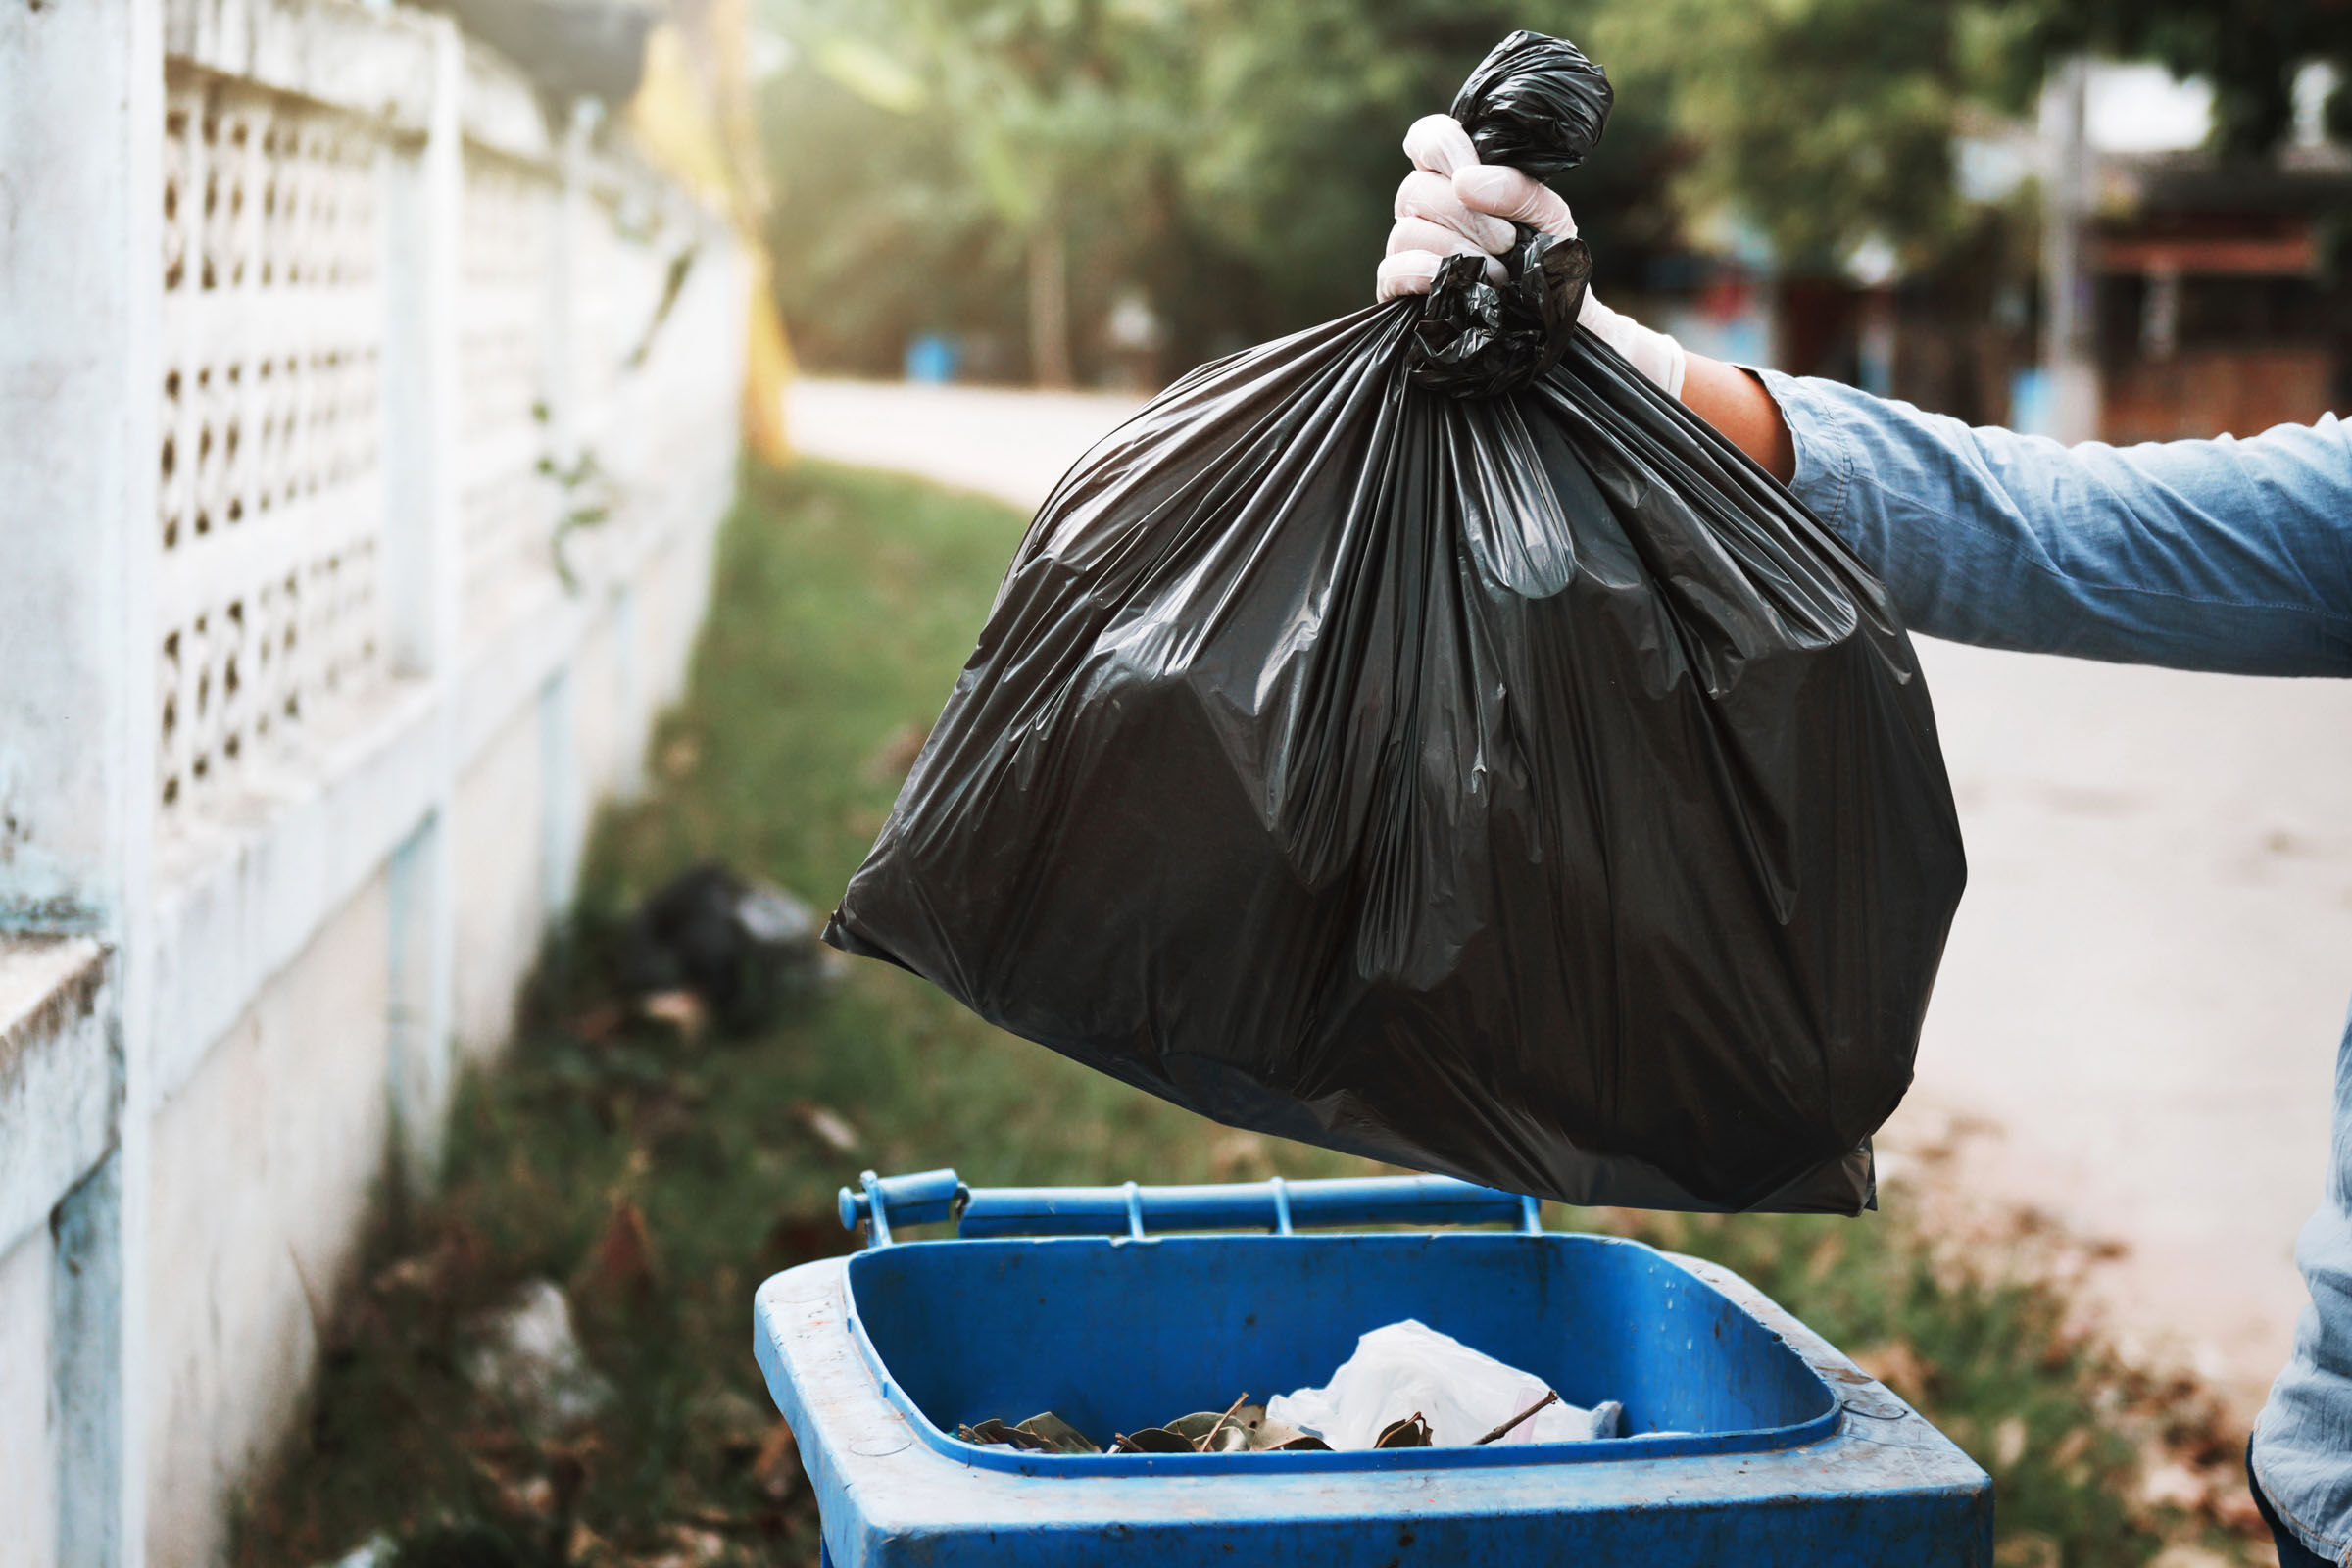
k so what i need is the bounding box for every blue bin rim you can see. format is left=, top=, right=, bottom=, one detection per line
left=839, top=1230, right=1846, bottom=1477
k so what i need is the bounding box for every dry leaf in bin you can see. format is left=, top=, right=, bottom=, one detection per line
left=1013, top=1412, right=1102, bottom=1455
left=1248, top=1413, right=1326, bottom=1451
left=957, top=1396, right=1343, bottom=1456
left=1373, top=1412, right=1434, bottom=1449
left=1111, top=1426, right=1196, bottom=1454
left=957, top=1417, right=1054, bottom=1452
left=1163, top=1412, right=1247, bottom=1453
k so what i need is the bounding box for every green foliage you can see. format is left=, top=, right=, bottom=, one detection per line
left=759, top=0, right=2352, bottom=377
left=758, top=0, right=1685, bottom=376
left=1585, top=0, right=2044, bottom=275
left=2035, top=0, right=2352, bottom=158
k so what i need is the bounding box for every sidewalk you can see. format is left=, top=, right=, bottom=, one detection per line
left=788, top=373, right=2352, bottom=1413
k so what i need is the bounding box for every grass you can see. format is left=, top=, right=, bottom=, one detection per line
left=237, top=460, right=2263, bottom=1568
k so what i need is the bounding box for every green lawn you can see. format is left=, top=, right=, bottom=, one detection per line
left=238, top=460, right=2259, bottom=1568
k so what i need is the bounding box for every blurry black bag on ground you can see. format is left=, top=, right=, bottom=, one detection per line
left=825, top=33, right=1966, bottom=1213
left=621, top=863, right=833, bottom=1030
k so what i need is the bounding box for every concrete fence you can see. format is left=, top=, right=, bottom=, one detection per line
left=0, top=0, right=748, bottom=1558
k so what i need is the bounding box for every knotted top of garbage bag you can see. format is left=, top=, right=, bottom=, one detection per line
left=1449, top=29, right=1613, bottom=181
left=1409, top=31, right=1611, bottom=399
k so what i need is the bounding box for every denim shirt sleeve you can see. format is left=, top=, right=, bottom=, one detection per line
left=1755, top=368, right=2352, bottom=677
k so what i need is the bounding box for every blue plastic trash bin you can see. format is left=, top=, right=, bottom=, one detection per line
left=754, top=1169, right=1992, bottom=1566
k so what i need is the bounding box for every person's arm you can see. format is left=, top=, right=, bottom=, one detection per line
left=1680, top=355, right=1794, bottom=482
left=1747, top=370, right=2352, bottom=675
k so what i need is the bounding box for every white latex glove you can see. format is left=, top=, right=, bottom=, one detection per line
left=1377, top=115, right=1688, bottom=399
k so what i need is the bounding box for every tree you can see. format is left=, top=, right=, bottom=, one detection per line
left=1584, top=0, right=2043, bottom=278
left=2034, top=0, right=2352, bottom=158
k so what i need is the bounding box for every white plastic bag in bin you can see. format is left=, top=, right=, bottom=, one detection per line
left=1267, top=1319, right=1623, bottom=1450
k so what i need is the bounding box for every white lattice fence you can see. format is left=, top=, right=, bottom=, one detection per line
left=459, top=147, right=564, bottom=636
left=573, top=176, right=742, bottom=555
left=2, top=2, right=746, bottom=1551
left=157, top=69, right=387, bottom=815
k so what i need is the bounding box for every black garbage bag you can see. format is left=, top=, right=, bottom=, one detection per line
left=825, top=32, right=1965, bottom=1213
left=620, top=862, right=835, bottom=1030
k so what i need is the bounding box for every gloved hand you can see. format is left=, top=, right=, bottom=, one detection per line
left=1378, top=114, right=1688, bottom=399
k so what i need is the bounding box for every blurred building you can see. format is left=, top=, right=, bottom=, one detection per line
left=2089, top=153, right=2352, bottom=444
left=1648, top=62, right=2352, bottom=445
left=0, top=0, right=749, bottom=1560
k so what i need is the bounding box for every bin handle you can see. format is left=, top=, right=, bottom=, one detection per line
left=838, top=1169, right=1544, bottom=1250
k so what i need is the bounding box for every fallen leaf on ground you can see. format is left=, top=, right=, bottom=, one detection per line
left=567, top=1003, right=625, bottom=1042
left=1991, top=1414, right=2029, bottom=1470
left=371, top=1226, right=485, bottom=1302
left=1205, top=1129, right=1269, bottom=1179
left=862, top=721, right=930, bottom=783
left=689, top=1388, right=776, bottom=1464
left=752, top=1420, right=801, bottom=1501
left=1992, top=1532, right=2060, bottom=1568
left=638, top=1525, right=727, bottom=1568
left=574, top=1200, right=661, bottom=1308
left=566, top=1523, right=619, bottom=1567
left=638, top=989, right=709, bottom=1039
left=763, top=1210, right=843, bottom=1266
left=791, top=1102, right=860, bottom=1155
left=1849, top=1340, right=1931, bottom=1399
left=496, top=1472, right=555, bottom=1518
left=2138, top=1459, right=2207, bottom=1510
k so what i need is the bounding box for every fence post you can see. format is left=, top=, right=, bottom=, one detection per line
left=380, top=16, right=465, bottom=1196
left=0, top=0, right=164, bottom=1555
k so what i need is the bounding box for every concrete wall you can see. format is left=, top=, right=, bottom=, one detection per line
left=0, top=1224, right=62, bottom=1568
left=145, top=874, right=393, bottom=1561
left=0, top=0, right=748, bottom=1558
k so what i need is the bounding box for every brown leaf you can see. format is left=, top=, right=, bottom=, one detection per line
left=1850, top=1341, right=1932, bottom=1399
left=689, top=1390, right=773, bottom=1463
left=1993, top=1532, right=2060, bottom=1568
left=638, top=989, right=709, bottom=1040
left=763, top=1210, right=845, bottom=1267
left=2138, top=1459, right=2207, bottom=1511
left=1205, top=1130, right=1269, bottom=1180
left=861, top=721, right=930, bottom=783
left=1110, top=1426, right=1194, bottom=1454
left=575, top=1200, right=661, bottom=1308
left=498, top=1473, right=557, bottom=1519
left=568, top=1003, right=626, bottom=1043
left=639, top=1525, right=727, bottom=1568
left=790, top=1102, right=861, bottom=1155
left=752, top=1420, right=801, bottom=1502
left=566, top=1522, right=621, bottom=1567
left=372, top=1224, right=486, bottom=1303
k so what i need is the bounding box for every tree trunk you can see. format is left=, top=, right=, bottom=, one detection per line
left=1027, top=220, right=1073, bottom=389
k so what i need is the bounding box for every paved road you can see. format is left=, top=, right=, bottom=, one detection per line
left=790, top=374, right=2352, bottom=1411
